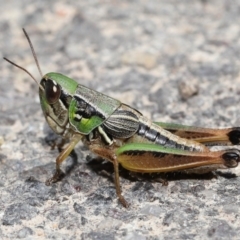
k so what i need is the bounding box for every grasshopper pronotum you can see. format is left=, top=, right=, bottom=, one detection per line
left=4, top=29, right=240, bottom=207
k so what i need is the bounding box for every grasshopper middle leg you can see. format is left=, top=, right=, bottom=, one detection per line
left=88, top=142, right=129, bottom=207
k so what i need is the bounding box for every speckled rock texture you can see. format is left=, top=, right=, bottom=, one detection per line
left=1, top=1, right=240, bottom=239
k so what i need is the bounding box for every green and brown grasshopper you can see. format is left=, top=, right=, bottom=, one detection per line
left=4, top=29, right=240, bottom=207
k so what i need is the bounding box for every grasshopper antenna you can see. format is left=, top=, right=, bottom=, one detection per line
left=22, top=28, right=43, bottom=78
left=3, top=28, right=44, bottom=91
left=3, top=57, right=43, bottom=91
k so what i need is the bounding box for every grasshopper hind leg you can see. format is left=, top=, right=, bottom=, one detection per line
left=116, top=143, right=240, bottom=174
left=181, top=149, right=240, bottom=175
left=156, top=122, right=240, bottom=146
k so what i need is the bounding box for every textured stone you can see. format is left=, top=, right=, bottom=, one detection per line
left=1, top=0, right=240, bottom=239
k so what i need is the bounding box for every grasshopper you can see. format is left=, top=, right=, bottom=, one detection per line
left=4, top=29, right=240, bottom=207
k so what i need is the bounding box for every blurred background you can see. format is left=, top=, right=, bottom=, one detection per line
left=1, top=1, right=240, bottom=239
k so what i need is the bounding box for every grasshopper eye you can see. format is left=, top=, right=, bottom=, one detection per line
left=45, top=79, right=61, bottom=104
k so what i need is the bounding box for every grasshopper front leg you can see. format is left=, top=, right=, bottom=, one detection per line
left=46, top=134, right=82, bottom=185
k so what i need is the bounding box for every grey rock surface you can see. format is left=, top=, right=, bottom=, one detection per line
left=1, top=0, right=240, bottom=239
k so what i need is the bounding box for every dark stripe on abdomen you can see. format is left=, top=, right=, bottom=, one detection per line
left=124, top=150, right=166, bottom=158
left=137, top=123, right=194, bottom=151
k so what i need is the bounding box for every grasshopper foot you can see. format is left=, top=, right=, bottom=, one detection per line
left=118, top=194, right=130, bottom=208
left=157, top=177, right=169, bottom=186
left=45, top=169, right=65, bottom=186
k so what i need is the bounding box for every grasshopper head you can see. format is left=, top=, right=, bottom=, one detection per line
left=39, top=73, right=78, bottom=137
